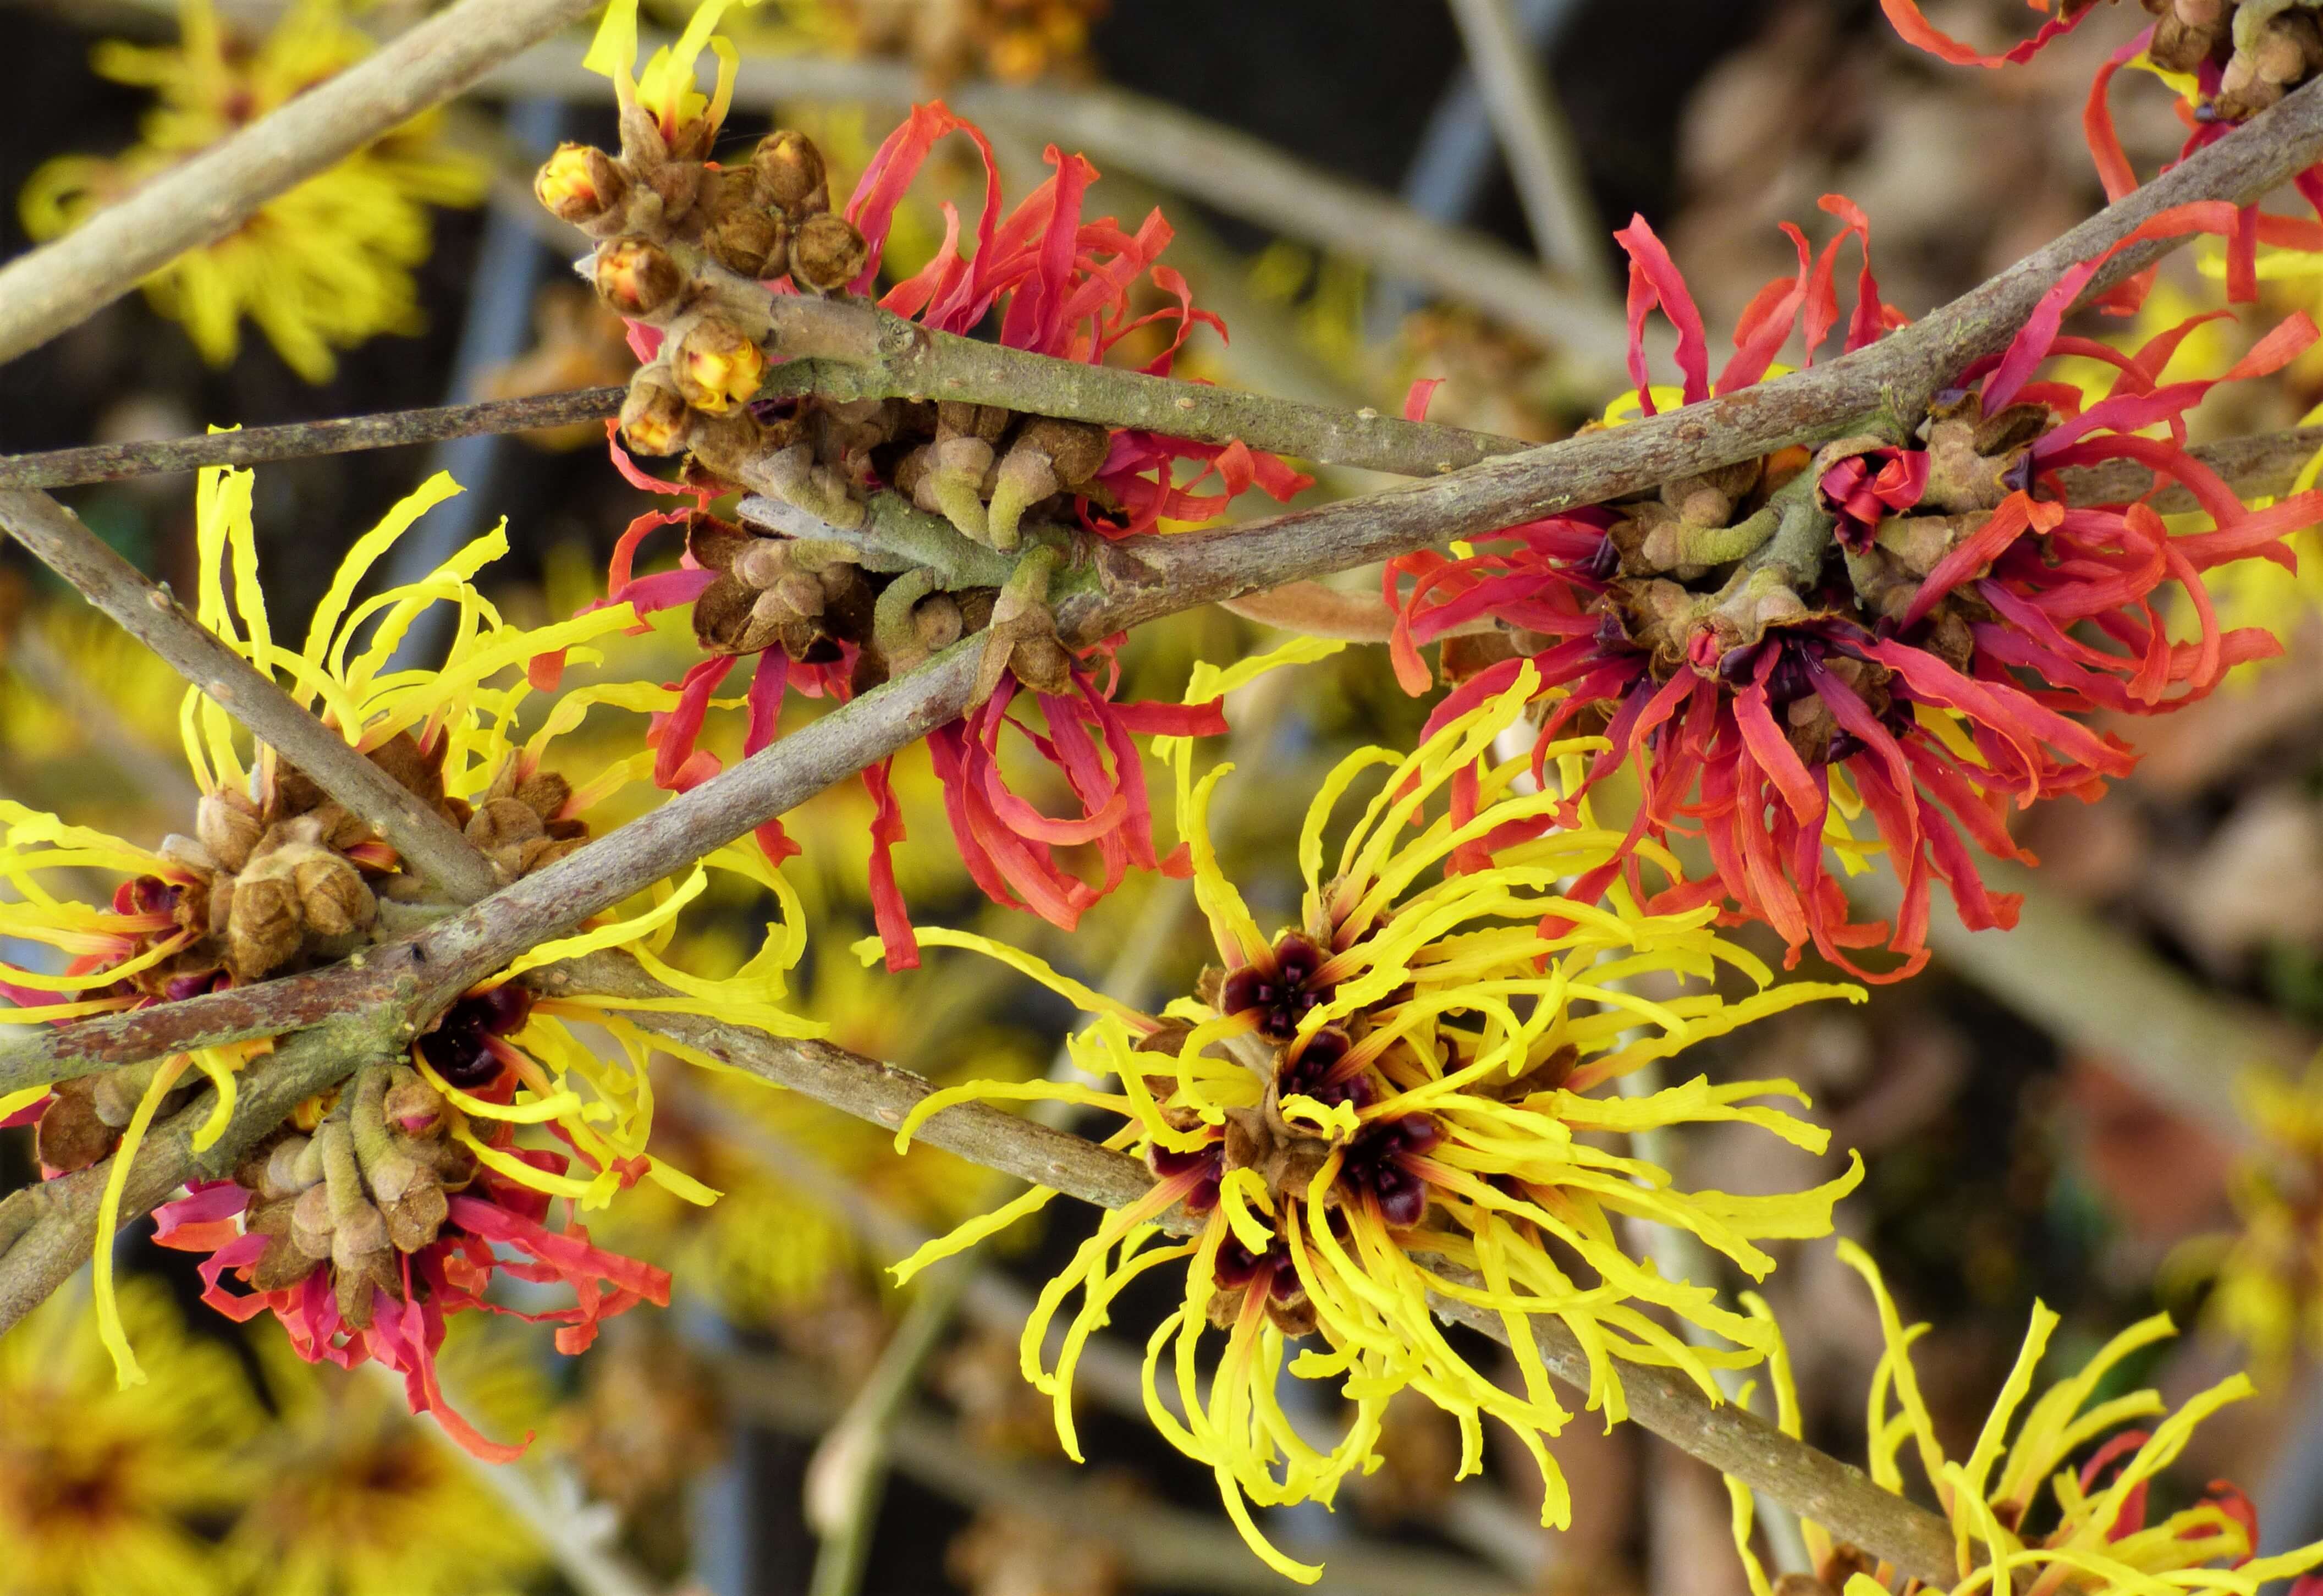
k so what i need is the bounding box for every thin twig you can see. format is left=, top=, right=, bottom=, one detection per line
left=2058, top=422, right=2323, bottom=511
left=0, top=390, right=626, bottom=490
left=757, top=296, right=1530, bottom=474
left=1443, top=0, right=1614, bottom=299
left=0, top=488, right=501, bottom=902
left=0, top=0, right=601, bottom=367
left=480, top=41, right=1634, bottom=364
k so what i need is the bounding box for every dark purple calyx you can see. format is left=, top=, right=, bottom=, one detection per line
left=1212, top=1234, right=1302, bottom=1306
left=113, top=876, right=182, bottom=917
left=1339, top=1114, right=1443, bottom=1230
left=1274, top=1025, right=1374, bottom=1113
left=420, top=984, right=536, bottom=1089
left=1148, top=1143, right=1224, bottom=1216
left=1218, top=931, right=1335, bottom=1042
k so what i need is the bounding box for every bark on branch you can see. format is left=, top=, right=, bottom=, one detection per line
left=5, top=56, right=2320, bottom=1591
left=1065, top=77, right=2323, bottom=636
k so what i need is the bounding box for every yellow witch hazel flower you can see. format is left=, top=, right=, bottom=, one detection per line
left=871, top=651, right=1865, bottom=1582
left=2166, top=1056, right=2323, bottom=1379
left=0, top=461, right=810, bottom=1399
left=19, top=0, right=485, bottom=382
left=0, top=1278, right=261, bottom=1596
left=1727, top=1240, right=2323, bottom=1596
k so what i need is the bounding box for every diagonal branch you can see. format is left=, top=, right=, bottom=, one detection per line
left=0, top=0, right=600, bottom=367
left=753, top=299, right=1529, bottom=474
left=1069, top=75, right=2323, bottom=634
left=0, top=488, right=501, bottom=902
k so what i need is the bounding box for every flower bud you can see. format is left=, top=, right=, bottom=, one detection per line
left=514, top=769, right=572, bottom=823
left=535, top=142, right=629, bottom=228
left=292, top=850, right=375, bottom=937
left=263, top=1136, right=316, bottom=1198
left=196, top=791, right=263, bottom=873
left=913, top=592, right=964, bottom=652
left=772, top=571, right=827, bottom=619
left=1009, top=634, right=1076, bottom=695
left=465, top=796, right=546, bottom=854
left=673, top=318, right=768, bottom=414
left=752, top=129, right=829, bottom=214
left=594, top=238, right=686, bottom=320
left=790, top=212, right=869, bottom=294
left=291, top=1182, right=337, bottom=1259
left=706, top=201, right=788, bottom=280
left=382, top=1177, right=450, bottom=1254
left=383, top=1075, right=447, bottom=1138
left=732, top=537, right=791, bottom=591
left=364, top=1146, right=425, bottom=1206
left=621, top=368, right=693, bottom=456
left=226, top=873, right=302, bottom=981
left=684, top=409, right=769, bottom=480
left=34, top=1079, right=113, bottom=1174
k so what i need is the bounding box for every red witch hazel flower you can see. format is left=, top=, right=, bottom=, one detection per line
left=540, top=9, right=1298, bottom=969
left=1389, top=199, right=2323, bottom=979
left=152, top=1047, right=670, bottom=1461
left=1880, top=0, right=2323, bottom=305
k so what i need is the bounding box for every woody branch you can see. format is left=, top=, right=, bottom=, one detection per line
left=5, top=32, right=2323, bottom=1595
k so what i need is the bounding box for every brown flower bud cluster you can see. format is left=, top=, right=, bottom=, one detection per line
left=35, top=741, right=589, bottom=1177
left=2145, top=0, right=2323, bottom=119
left=233, top=1061, right=474, bottom=1329
left=538, top=124, right=869, bottom=472
left=678, top=508, right=1059, bottom=692
left=1589, top=394, right=2055, bottom=690
left=755, top=395, right=1116, bottom=554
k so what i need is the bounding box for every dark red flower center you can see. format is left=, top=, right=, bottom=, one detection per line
left=1219, top=931, right=1334, bottom=1041
left=420, top=986, right=535, bottom=1089
left=1149, top=1143, right=1225, bottom=1216
left=1337, top=1114, right=1441, bottom=1229
left=1275, top=1025, right=1374, bottom=1113
left=1212, top=1233, right=1302, bottom=1305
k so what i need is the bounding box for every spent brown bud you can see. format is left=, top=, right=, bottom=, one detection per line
left=790, top=212, right=869, bottom=294
left=196, top=791, right=264, bottom=874
left=708, top=204, right=788, bottom=280
left=226, top=873, right=302, bottom=981
left=752, top=129, right=829, bottom=214
left=291, top=850, right=375, bottom=938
